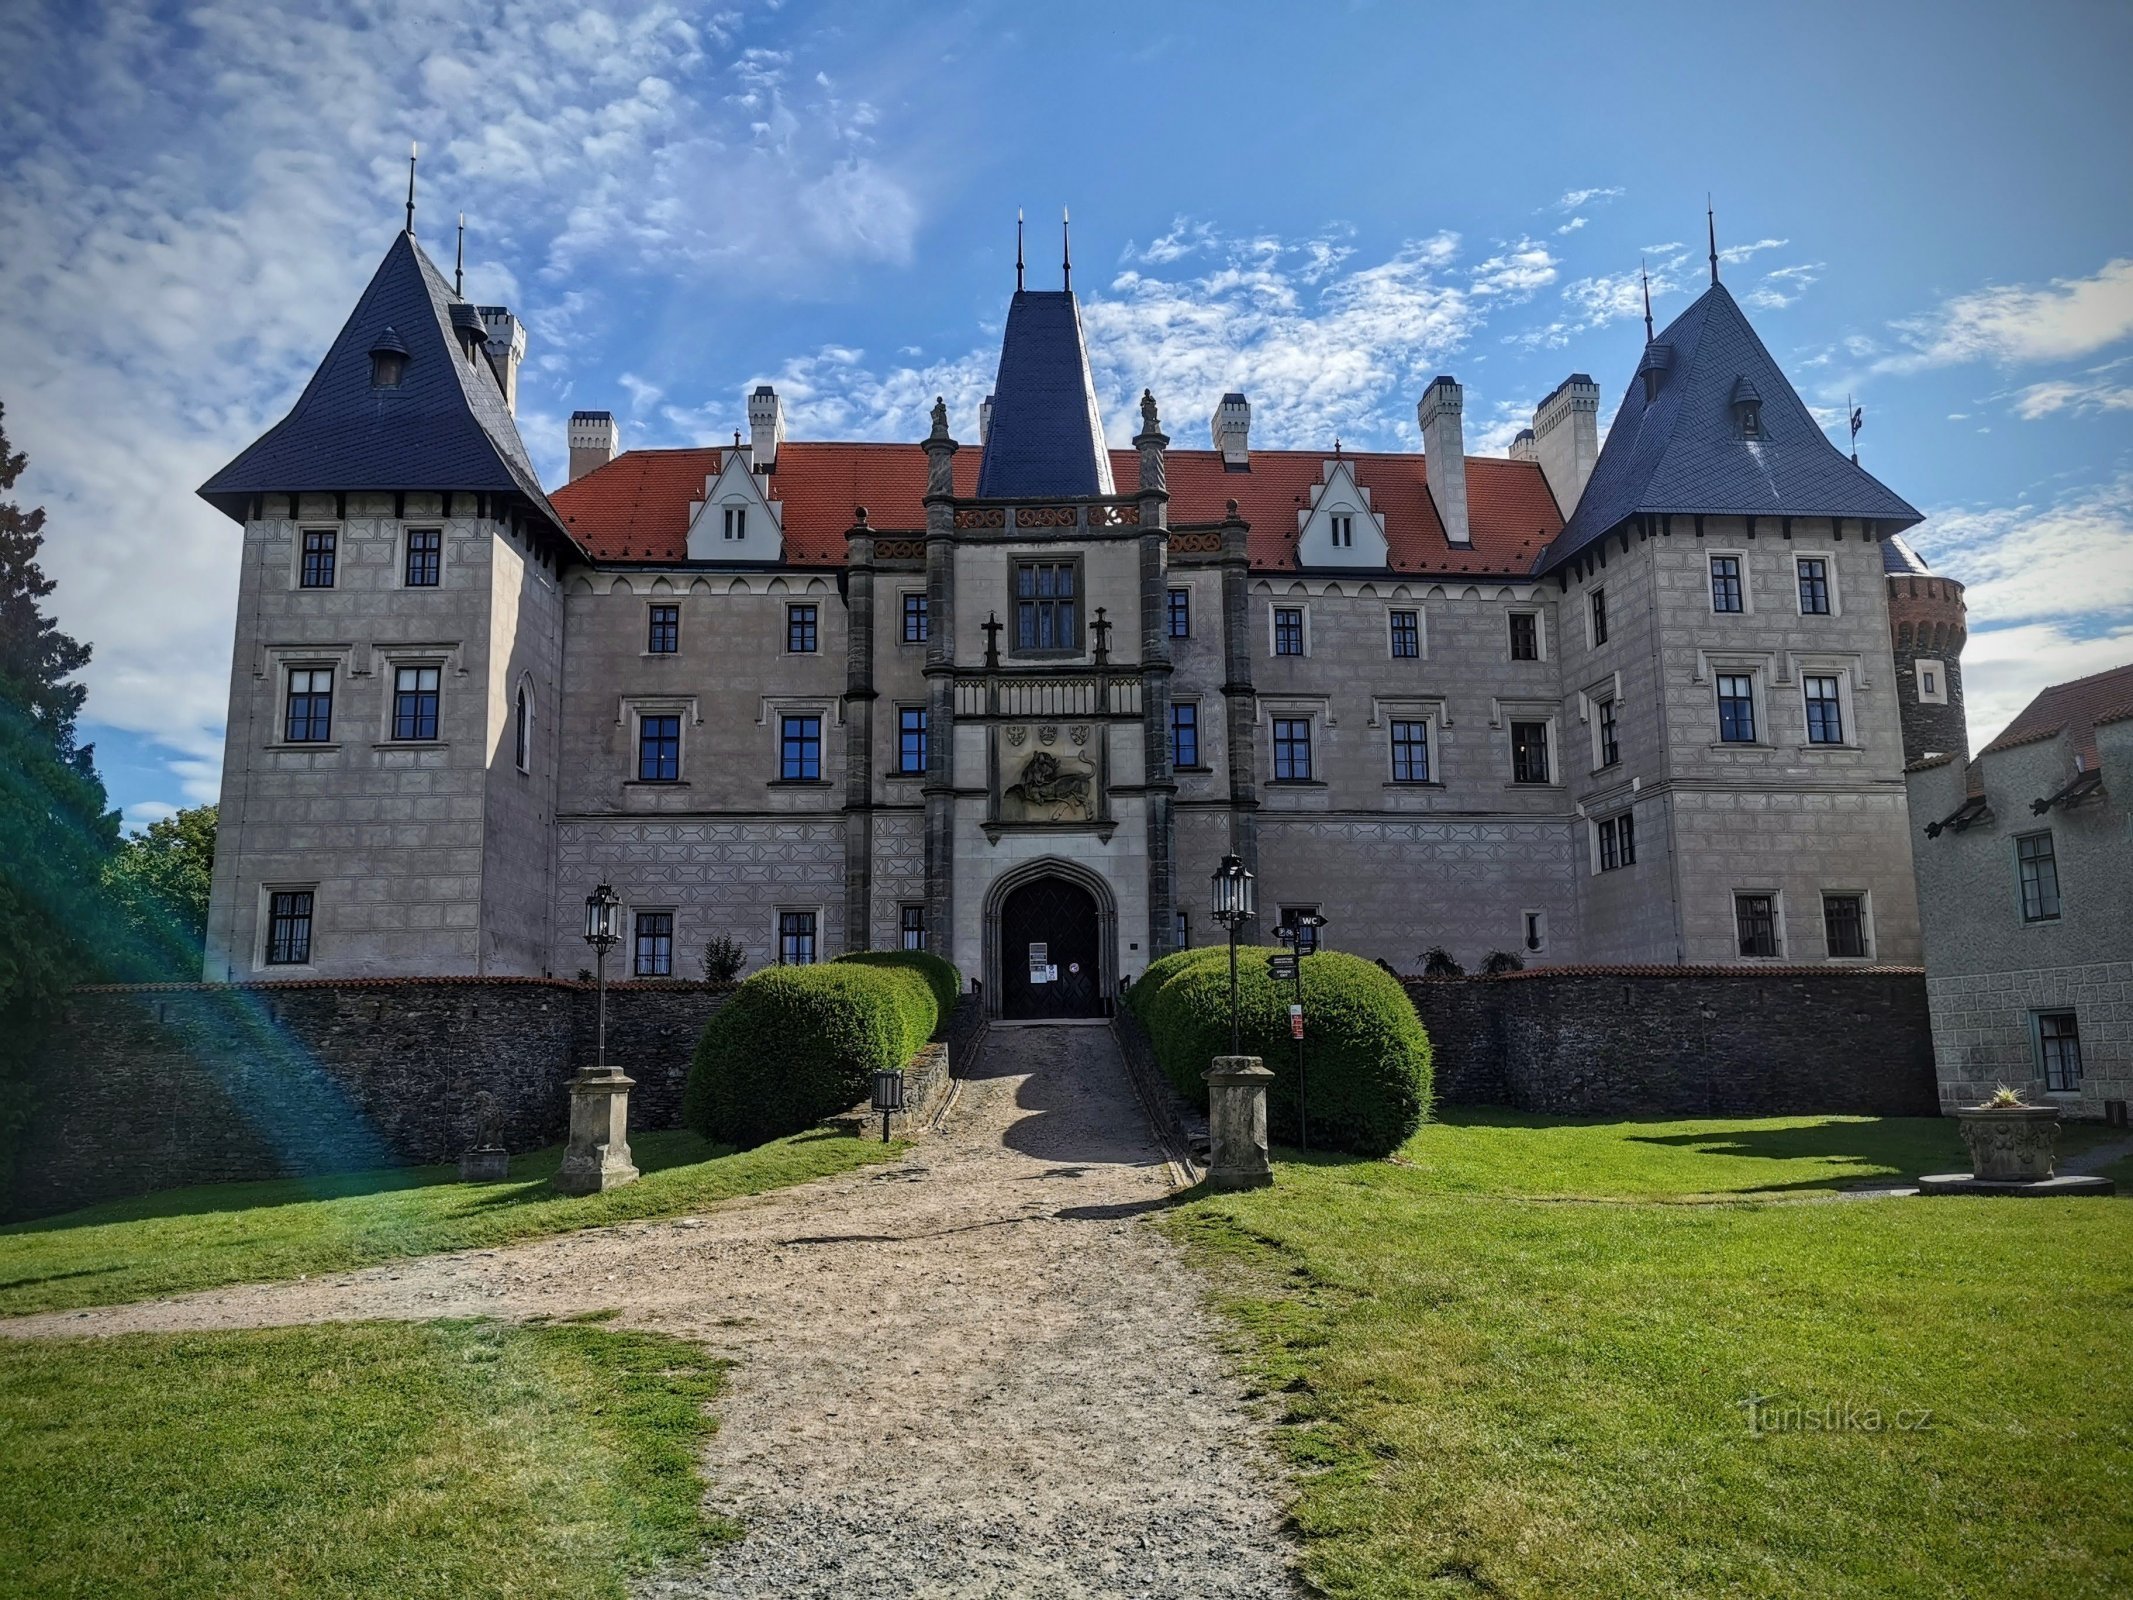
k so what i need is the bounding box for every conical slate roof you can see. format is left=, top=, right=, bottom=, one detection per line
left=1539, top=282, right=1918, bottom=573
left=199, top=230, right=571, bottom=542
left=976, top=290, right=1116, bottom=499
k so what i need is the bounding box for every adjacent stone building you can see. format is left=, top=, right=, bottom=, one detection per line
left=199, top=219, right=1938, bottom=1015
left=1907, top=665, right=2133, bottom=1117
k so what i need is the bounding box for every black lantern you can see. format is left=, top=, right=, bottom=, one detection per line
left=1210, top=854, right=1256, bottom=1055
left=582, top=883, right=623, bottom=1072
left=871, top=1068, right=907, bottom=1144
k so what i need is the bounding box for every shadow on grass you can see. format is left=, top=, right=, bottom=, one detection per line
left=1623, top=1119, right=1961, bottom=1177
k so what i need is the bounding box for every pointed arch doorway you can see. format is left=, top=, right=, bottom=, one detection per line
left=986, top=861, right=1115, bottom=1020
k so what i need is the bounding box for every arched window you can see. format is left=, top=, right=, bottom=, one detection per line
left=514, top=684, right=531, bottom=772
left=370, top=328, right=408, bottom=388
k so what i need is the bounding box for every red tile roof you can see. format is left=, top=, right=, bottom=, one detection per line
left=1979, top=661, right=2133, bottom=769
left=549, top=442, right=1565, bottom=577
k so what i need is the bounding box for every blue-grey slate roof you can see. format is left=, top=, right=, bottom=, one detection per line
left=976, top=290, right=1116, bottom=499
left=199, top=231, right=571, bottom=542
left=1882, top=531, right=1934, bottom=576
left=1538, top=283, right=1919, bottom=574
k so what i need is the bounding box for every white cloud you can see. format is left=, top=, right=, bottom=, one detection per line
left=1879, top=258, right=2133, bottom=372
left=1555, top=216, right=1587, bottom=236
left=2007, top=374, right=2133, bottom=420
left=1469, top=239, right=1557, bottom=301
left=1742, top=262, right=1824, bottom=311
left=1717, top=237, right=1786, bottom=265
left=1555, top=187, right=1623, bottom=211
left=1961, top=622, right=2133, bottom=754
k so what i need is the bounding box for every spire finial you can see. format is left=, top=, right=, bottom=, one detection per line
left=1062, top=206, right=1072, bottom=291
left=1707, top=194, right=1719, bottom=286
left=454, top=211, right=465, bottom=297
left=1642, top=257, right=1654, bottom=344
left=405, top=141, right=418, bottom=235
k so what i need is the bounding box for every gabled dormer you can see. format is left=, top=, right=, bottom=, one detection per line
left=1294, top=455, right=1390, bottom=569
left=685, top=446, right=783, bottom=561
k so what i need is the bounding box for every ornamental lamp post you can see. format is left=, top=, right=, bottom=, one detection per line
left=1210, top=854, right=1256, bottom=1056
left=1203, top=854, right=1272, bottom=1190
left=555, top=882, right=639, bottom=1194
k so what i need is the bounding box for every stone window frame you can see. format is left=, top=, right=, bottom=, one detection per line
left=1733, top=888, right=1786, bottom=959
left=1507, top=608, right=1545, bottom=662
left=1387, top=606, right=1424, bottom=660
left=645, top=600, right=681, bottom=655
left=1788, top=654, right=1864, bottom=751
left=1520, top=909, right=1548, bottom=956
left=1010, top=554, right=1084, bottom=659
left=265, top=643, right=356, bottom=749
left=1708, top=550, right=1750, bottom=615
left=373, top=641, right=463, bottom=749
left=630, top=906, right=677, bottom=977
left=900, top=590, right=929, bottom=646
left=1168, top=699, right=1203, bottom=771
left=1167, top=586, right=1191, bottom=640
left=257, top=882, right=318, bottom=971
left=1914, top=657, right=1948, bottom=706
left=1819, top=888, right=1874, bottom=961
left=899, top=903, right=927, bottom=952
left=2014, top=830, right=2062, bottom=924
left=2033, top=1009, right=2083, bottom=1093
left=618, top=694, right=701, bottom=786
left=1795, top=553, right=1841, bottom=617
left=1592, top=810, right=1637, bottom=874
left=402, top=526, right=444, bottom=589
left=774, top=905, right=823, bottom=966
left=1587, top=585, right=1609, bottom=649
left=513, top=676, right=534, bottom=774
left=1268, top=601, right=1310, bottom=658
left=894, top=703, right=928, bottom=777
left=1269, top=713, right=1316, bottom=783
left=1494, top=698, right=1560, bottom=787
left=296, top=525, right=340, bottom=590
left=785, top=601, right=821, bottom=656
left=755, top=696, right=838, bottom=787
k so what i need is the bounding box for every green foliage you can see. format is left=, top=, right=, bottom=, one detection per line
left=1138, top=946, right=1432, bottom=1156
left=834, top=948, right=963, bottom=1025
left=100, top=804, right=216, bottom=979
left=1419, top=945, right=1464, bottom=978
left=683, top=963, right=937, bottom=1148
left=1125, top=944, right=1228, bottom=1023
left=1479, top=948, right=1526, bottom=975
left=698, top=935, right=746, bottom=983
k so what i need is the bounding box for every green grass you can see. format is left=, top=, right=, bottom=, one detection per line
left=0, top=1128, right=901, bottom=1317
left=1168, top=1113, right=2133, bottom=1599
left=0, top=1319, right=730, bottom=1598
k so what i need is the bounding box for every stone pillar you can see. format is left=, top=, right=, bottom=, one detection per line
left=1203, top=1055, right=1273, bottom=1189
left=1134, top=390, right=1179, bottom=961
left=1218, top=501, right=1260, bottom=936
left=554, top=1069, right=638, bottom=1194
left=920, top=400, right=960, bottom=956
left=843, top=513, right=879, bottom=952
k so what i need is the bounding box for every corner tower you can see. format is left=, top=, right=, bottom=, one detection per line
left=1883, top=534, right=1969, bottom=764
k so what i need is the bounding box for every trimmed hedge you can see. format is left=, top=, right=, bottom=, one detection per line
left=1137, top=945, right=1432, bottom=1157
left=835, top=949, right=962, bottom=1026
left=682, top=963, right=936, bottom=1148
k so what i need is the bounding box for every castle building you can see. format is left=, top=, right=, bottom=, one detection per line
left=200, top=219, right=1946, bottom=1016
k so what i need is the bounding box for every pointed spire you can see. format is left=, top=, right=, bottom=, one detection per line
left=454, top=211, right=465, bottom=298
left=405, top=141, right=418, bottom=235
left=1062, top=206, right=1072, bottom=291
left=1015, top=208, right=1025, bottom=292
left=1707, top=194, right=1718, bottom=285
left=1642, top=258, right=1655, bottom=344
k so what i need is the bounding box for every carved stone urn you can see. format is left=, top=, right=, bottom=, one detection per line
left=1954, top=1103, right=2062, bottom=1182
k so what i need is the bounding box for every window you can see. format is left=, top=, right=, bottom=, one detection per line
left=266, top=890, right=314, bottom=965
left=402, top=528, right=442, bottom=587
left=787, top=603, right=818, bottom=654
left=1804, top=675, right=1845, bottom=744
left=2037, top=1012, right=2083, bottom=1092
left=899, top=904, right=927, bottom=952
left=1014, top=561, right=1079, bottom=652
left=647, top=603, right=679, bottom=654
left=1598, top=813, right=1636, bottom=871
left=1331, top=514, right=1354, bottom=548
left=1717, top=673, right=1757, bottom=743
left=1523, top=911, right=1546, bottom=954
left=902, top=592, right=929, bottom=644
left=300, top=530, right=337, bottom=588
left=780, top=714, right=822, bottom=781
left=778, top=910, right=818, bottom=966
left=1735, top=892, right=1780, bottom=958
left=2016, top=832, right=2061, bottom=922
left=1175, top=910, right=1190, bottom=949
left=637, top=713, right=680, bottom=782
left=1596, top=698, right=1620, bottom=768
left=633, top=911, right=674, bottom=977
left=897, top=706, right=927, bottom=775
left=1797, top=557, right=1831, bottom=615
left=514, top=685, right=530, bottom=772
left=1508, top=612, right=1539, bottom=661
left=392, top=665, right=440, bottom=741
left=1511, top=720, right=1551, bottom=784
left=1823, top=894, right=1866, bottom=958
left=723, top=505, right=747, bottom=541
left=1915, top=658, right=1947, bottom=705
left=1710, top=555, right=1744, bottom=613
left=1740, top=405, right=1762, bottom=439
left=1279, top=908, right=1320, bottom=954
left=1272, top=716, right=1313, bottom=781
left=1169, top=701, right=1199, bottom=769
left=1167, top=588, right=1191, bottom=639
left=1389, top=718, right=1431, bottom=783
left=1273, top=606, right=1305, bottom=657
left=1389, top=610, right=1420, bottom=659
left=1589, top=587, right=1609, bottom=646
left=284, top=667, right=333, bottom=743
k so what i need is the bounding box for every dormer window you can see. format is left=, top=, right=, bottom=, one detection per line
left=1638, top=342, right=1672, bottom=404
left=369, top=328, right=408, bottom=389
left=1731, top=375, right=1763, bottom=439
left=723, top=505, right=747, bottom=540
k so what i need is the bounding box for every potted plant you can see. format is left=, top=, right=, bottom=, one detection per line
left=1954, top=1084, right=2064, bottom=1182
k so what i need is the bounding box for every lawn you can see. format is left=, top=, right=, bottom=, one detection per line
left=1168, top=1113, right=2133, bottom=1600
left=0, top=1128, right=901, bottom=1317
left=0, top=1318, right=730, bottom=1599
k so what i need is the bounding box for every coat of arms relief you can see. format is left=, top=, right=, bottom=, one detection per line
left=997, top=723, right=1099, bottom=823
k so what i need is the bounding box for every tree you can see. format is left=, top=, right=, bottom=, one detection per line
left=103, top=805, right=217, bottom=978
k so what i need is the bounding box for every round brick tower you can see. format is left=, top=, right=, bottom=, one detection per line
left=1884, top=533, right=1969, bottom=764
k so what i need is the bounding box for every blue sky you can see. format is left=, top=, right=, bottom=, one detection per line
left=3, top=0, right=2129, bottom=829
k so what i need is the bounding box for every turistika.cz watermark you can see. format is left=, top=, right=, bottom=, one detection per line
left=1736, top=1390, right=1933, bottom=1437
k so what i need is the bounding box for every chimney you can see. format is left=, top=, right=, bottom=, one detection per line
left=979, top=393, right=995, bottom=446
left=1533, top=374, right=1600, bottom=516
left=1507, top=427, right=1538, bottom=463
left=1211, top=392, right=1251, bottom=469
left=747, top=384, right=784, bottom=470
left=478, top=307, right=525, bottom=414
left=1418, top=375, right=1470, bottom=547
left=568, top=410, right=619, bottom=483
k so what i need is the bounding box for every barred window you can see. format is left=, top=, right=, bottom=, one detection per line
left=902, top=592, right=929, bottom=644
left=404, top=528, right=441, bottom=587
left=898, top=706, right=927, bottom=775
left=899, top=904, right=927, bottom=952
left=778, top=909, right=818, bottom=966
left=1169, top=701, right=1199, bottom=769
left=787, top=603, right=818, bottom=654
left=1710, top=555, right=1744, bottom=613
left=392, top=665, right=441, bottom=741
left=1389, top=719, right=1431, bottom=783
left=1511, top=720, right=1551, bottom=784
left=266, top=890, right=314, bottom=965
left=1389, top=609, right=1420, bottom=659
left=300, top=530, right=337, bottom=588
left=1823, top=894, right=1866, bottom=958
left=1014, top=561, right=1079, bottom=652
left=638, top=714, right=680, bottom=782
left=1797, top=557, right=1831, bottom=615
left=633, top=911, right=674, bottom=977
left=1804, top=675, right=1844, bottom=744
left=1167, top=588, right=1191, bottom=639
left=2038, top=1012, right=2082, bottom=1092
left=1717, top=674, right=1757, bottom=743
left=285, top=668, right=333, bottom=743
left=647, top=603, right=679, bottom=653
left=1273, top=606, right=1305, bottom=656
left=1509, top=612, right=1539, bottom=661
left=1736, top=892, right=1780, bottom=957
left=1272, top=717, right=1312, bottom=781
left=2016, top=833, right=2061, bottom=922
left=780, top=714, right=822, bottom=781
left=1597, top=697, right=1620, bottom=767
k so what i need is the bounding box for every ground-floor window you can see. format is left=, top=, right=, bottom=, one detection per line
left=633, top=911, right=674, bottom=976
left=778, top=909, right=818, bottom=966
left=1822, top=894, right=1866, bottom=958
left=2037, top=1012, right=2082, bottom=1092
left=900, top=904, right=926, bottom=952
left=1735, top=892, right=1780, bottom=958
left=266, top=889, right=314, bottom=965
left=1597, top=813, right=1635, bottom=871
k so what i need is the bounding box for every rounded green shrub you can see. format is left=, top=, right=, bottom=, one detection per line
left=682, top=962, right=936, bottom=1148
left=1142, top=946, right=1432, bottom=1156
left=1125, top=944, right=1229, bottom=1023
left=834, top=949, right=962, bottom=1025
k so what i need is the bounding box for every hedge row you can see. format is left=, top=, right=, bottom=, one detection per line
left=1129, top=945, right=1432, bottom=1157
left=682, top=950, right=961, bottom=1148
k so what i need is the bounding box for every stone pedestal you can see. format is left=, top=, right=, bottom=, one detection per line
left=1920, top=1103, right=2115, bottom=1197
left=553, top=1068, right=639, bottom=1195
left=1203, top=1055, right=1274, bottom=1190
left=457, top=1144, right=509, bottom=1183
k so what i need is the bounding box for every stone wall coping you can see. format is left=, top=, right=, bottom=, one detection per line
left=70, top=977, right=742, bottom=995
left=1400, top=964, right=1925, bottom=982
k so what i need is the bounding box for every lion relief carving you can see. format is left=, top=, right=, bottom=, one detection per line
left=1000, top=739, right=1098, bottom=823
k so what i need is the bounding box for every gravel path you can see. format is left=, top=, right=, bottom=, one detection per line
left=8, top=1024, right=1305, bottom=1598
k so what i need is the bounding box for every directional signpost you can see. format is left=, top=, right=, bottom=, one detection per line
left=1272, top=912, right=1327, bottom=1151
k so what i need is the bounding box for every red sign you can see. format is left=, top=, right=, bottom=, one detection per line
left=1290, top=1004, right=1304, bottom=1040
